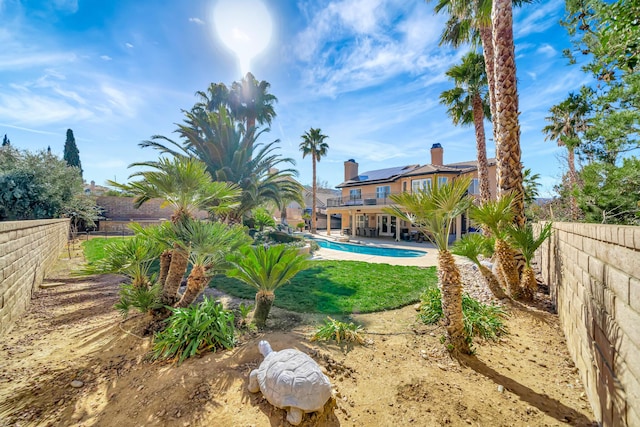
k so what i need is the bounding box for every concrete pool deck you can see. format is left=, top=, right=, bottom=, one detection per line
left=308, top=231, right=440, bottom=267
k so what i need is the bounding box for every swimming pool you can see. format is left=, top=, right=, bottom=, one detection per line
left=313, top=239, right=426, bottom=258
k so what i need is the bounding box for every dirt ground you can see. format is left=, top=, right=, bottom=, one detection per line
left=0, top=244, right=597, bottom=427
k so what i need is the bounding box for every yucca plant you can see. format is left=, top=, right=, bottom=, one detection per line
left=311, top=317, right=365, bottom=345
left=114, top=283, right=163, bottom=317
left=419, top=287, right=508, bottom=343
left=226, top=244, right=311, bottom=328
left=386, top=177, right=473, bottom=355
left=152, top=297, right=236, bottom=365
left=451, top=233, right=508, bottom=299
left=507, top=222, right=553, bottom=301
left=469, top=194, right=521, bottom=298
left=78, top=235, right=162, bottom=288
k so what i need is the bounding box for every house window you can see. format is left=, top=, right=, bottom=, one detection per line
left=349, top=189, right=361, bottom=200
left=411, top=178, right=432, bottom=193
left=468, top=178, right=480, bottom=195
left=376, top=186, right=390, bottom=199
left=438, top=177, right=448, bottom=187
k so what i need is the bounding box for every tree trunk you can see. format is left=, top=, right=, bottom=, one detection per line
left=479, top=25, right=497, bottom=141
left=567, top=147, right=579, bottom=221
left=492, top=0, right=525, bottom=226
left=495, top=239, right=521, bottom=298
left=311, top=158, right=317, bottom=234
left=254, top=291, right=275, bottom=329
left=472, top=93, right=492, bottom=204
left=520, top=266, right=537, bottom=301
left=478, top=264, right=509, bottom=299
left=438, top=250, right=471, bottom=355
left=158, top=250, right=172, bottom=287
left=161, top=244, right=188, bottom=305
left=174, top=265, right=208, bottom=308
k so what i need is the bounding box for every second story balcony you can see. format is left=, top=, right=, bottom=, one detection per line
left=326, top=192, right=400, bottom=208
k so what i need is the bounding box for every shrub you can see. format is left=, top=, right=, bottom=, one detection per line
left=419, top=288, right=508, bottom=341
left=296, top=222, right=306, bottom=231
left=267, top=230, right=300, bottom=243
left=152, top=297, right=236, bottom=364
left=311, top=316, right=365, bottom=345
left=114, top=283, right=163, bottom=317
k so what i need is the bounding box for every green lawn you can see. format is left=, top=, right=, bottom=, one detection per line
left=82, top=238, right=439, bottom=314
left=212, top=261, right=438, bottom=314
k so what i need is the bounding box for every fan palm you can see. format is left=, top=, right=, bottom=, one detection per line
left=299, top=128, right=329, bottom=234
left=507, top=222, right=553, bottom=300
left=452, top=233, right=508, bottom=299
left=469, top=195, right=521, bottom=298
left=543, top=92, right=590, bottom=220
left=386, top=177, right=473, bottom=355
left=440, top=52, right=492, bottom=203
left=173, top=220, right=250, bottom=308
left=229, top=72, right=278, bottom=134
left=226, top=245, right=311, bottom=328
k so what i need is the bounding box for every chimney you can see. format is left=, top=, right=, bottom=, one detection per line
left=344, top=159, right=358, bottom=181
left=430, top=143, right=443, bottom=166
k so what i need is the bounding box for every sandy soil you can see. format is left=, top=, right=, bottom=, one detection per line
left=0, top=244, right=597, bottom=427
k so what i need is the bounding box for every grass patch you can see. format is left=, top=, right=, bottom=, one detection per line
left=82, top=237, right=129, bottom=263
left=212, top=260, right=437, bottom=314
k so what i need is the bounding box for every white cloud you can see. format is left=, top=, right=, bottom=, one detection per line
left=100, top=55, right=112, bottom=61
left=0, top=52, right=77, bottom=70
left=52, top=0, right=78, bottom=13
left=189, top=17, right=205, bottom=25
left=0, top=92, right=93, bottom=125
left=536, top=43, right=557, bottom=58
left=514, top=0, right=564, bottom=39
left=125, top=42, right=134, bottom=48
left=101, top=85, right=140, bottom=117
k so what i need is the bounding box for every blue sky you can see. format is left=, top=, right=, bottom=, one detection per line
left=0, top=0, right=591, bottom=196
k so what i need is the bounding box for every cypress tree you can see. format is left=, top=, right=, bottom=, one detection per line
left=2, top=134, right=9, bottom=147
left=63, top=129, right=83, bottom=177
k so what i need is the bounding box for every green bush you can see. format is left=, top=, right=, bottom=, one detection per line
left=311, top=316, right=365, bottom=345
left=152, top=297, right=236, bottom=364
left=419, top=288, right=508, bottom=341
left=114, top=283, right=162, bottom=317
left=267, top=230, right=301, bottom=243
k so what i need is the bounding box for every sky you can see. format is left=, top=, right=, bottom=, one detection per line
left=0, top=0, right=592, bottom=196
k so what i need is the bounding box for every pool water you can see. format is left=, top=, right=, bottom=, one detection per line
left=313, top=239, right=426, bottom=258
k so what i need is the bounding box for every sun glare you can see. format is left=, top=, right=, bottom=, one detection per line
left=213, top=0, right=273, bottom=74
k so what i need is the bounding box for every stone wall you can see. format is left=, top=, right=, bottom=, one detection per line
left=535, top=222, right=640, bottom=426
left=0, top=219, right=69, bottom=335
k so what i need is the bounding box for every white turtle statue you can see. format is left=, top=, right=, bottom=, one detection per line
left=248, top=340, right=332, bottom=425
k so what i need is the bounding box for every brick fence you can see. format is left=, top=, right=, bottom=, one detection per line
left=535, top=222, right=640, bottom=426
left=0, top=219, right=69, bottom=335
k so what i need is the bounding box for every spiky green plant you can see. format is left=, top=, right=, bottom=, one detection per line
left=252, top=207, right=276, bottom=231
left=311, top=317, right=365, bottom=345
left=114, top=283, right=163, bottom=317
left=451, top=233, right=508, bottom=299
left=152, top=297, right=236, bottom=365
left=507, top=222, right=553, bottom=300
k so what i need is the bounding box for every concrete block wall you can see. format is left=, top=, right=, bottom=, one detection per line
left=535, top=222, right=640, bottom=426
left=96, top=196, right=208, bottom=226
left=0, top=219, right=69, bottom=335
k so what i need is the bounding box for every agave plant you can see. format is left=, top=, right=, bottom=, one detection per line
left=226, top=244, right=311, bottom=328
left=469, top=194, right=522, bottom=298
left=507, top=222, right=553, bottom=301
left=451, top=233, right=508, bottom=299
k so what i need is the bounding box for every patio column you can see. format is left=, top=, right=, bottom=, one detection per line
left=327, top=209, right=331, bottom=236
left=455, top=214, right=462, bottom=241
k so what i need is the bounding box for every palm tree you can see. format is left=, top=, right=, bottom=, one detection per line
left=451, top=233, right=508, bottom=299
left=386, top=178, right=473, bottom=355
left=229, top=72, right=277, bottom=134
left=522, top=167, right=541, bottom=206
left=226, top=245, right=311, bottom=328
left=469, top=195, right=521, bottom=298
left=299, top=128, right=329, bottom=234
left=174, top=220, right=250, bottom=308
left=542, top=92, right=590, bottom=220
left=108, top=157, right=241, bottom=304
left=507, top=222, right=552, bottom=300
left=440, top=52, right=492, bottom=203
left=492, top=0, right=525, bottom=225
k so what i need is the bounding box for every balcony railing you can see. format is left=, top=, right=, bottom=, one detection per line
left=326, top=192, right=398, bottom=208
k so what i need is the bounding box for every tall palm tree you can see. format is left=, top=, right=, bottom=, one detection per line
left=542, top=92, right=590, bottom=220
left=174, top=220, right=250, bottom=308
left=440, top=52, right=492, bottom=203
left=108, top=157, right=241, bottom=304
left=507, top=222, right=552, bottom=301
left=386, top=177, right=473, bottom=355
left=469, top=195, right=521, bottom=298
left=229, top=72, right=277, bottom=134
left=226, top=245, right=311, bottom=328
left=492, top=0, right=525, bottom=225
left=299, top=128, right=329, bottom=234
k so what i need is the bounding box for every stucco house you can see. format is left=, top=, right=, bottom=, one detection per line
left=325, top=143, right=497, bottom=241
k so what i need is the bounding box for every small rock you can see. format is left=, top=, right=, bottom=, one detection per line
left=70, top=380, right=84, bottom=388
left=497, top=385, right=505, bottom=393
left=437, top=364, right=447, bottom=371
left=413, top=303, right=422, bottom=311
